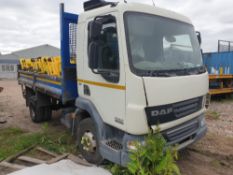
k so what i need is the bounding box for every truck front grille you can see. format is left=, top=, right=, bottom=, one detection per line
left=164, top=119, right=199, bottom=142
left=173, top=97, right=202, bottom=119
left=145, top=97, right=203, bottom=126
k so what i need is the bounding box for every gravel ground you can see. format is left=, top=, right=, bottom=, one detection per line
left=178, top=99, right=233, bottom=175
left=0, top=80, right=233, bottom=175
left=207, top=101, right=233, bottom=137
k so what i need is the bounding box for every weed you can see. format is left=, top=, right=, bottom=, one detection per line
left=206, top=110, right=220, bottom=120
left=210, top=160, right=221, bottom=168
left=110, top=132, right=180, bottom=175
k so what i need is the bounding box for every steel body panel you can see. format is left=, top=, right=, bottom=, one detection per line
left=203, top=51, right=233, bottom=75
left=60, top=4, right=79, bottom=104
left=18, top=71, right=62, bottom=99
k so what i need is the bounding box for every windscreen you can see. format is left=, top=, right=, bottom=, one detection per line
left=124, top=12, right=204, bottom=76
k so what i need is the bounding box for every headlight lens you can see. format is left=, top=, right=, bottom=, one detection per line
left=127, top=140, right=145, bottom=151
left=200, top=117, right=206, bottom=127
left=127, top=141, right=137, bottom=151
left=202, top=95, right=207, bottom=108
left=202, top=94, right=211, bottom=109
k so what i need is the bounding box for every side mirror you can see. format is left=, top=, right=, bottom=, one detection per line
left=88, top=15, right=116, bottom=74
left=196, top=31, right=202, bottom=45
left=89, top=15, right=115, bottom=41
left=89, top=20, right=102, bottom=41
left=88, top=42, right=99, bottom=70
left=88, top=18, right=103, bottom=70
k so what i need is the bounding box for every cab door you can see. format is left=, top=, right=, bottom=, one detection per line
left=80, top=13, right=126, bottom=131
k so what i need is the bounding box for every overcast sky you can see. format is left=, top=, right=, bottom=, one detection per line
left=0, top=0, right=232, bottom=54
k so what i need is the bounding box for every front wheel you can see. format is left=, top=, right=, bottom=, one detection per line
left=76, top=118, right=103, bottom=164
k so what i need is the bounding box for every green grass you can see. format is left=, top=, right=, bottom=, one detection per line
left=206, top=110, right=220, bottom=120
left=0, top=124, right=77, bottom=161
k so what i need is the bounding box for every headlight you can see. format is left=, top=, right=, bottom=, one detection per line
left=200, top=117, right=206, bottom=127
left=202, top=94, right=211, bottom=109
left=127, top=140, right=145, bottom=151
left=127, top=141, right=137, bottom=151
left=202, top=95, right=206, bottom=109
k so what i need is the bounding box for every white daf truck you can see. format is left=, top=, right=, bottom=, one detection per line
left=18, top=0, right=209, bottom=166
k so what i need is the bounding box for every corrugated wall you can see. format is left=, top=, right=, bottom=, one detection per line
left=203, top=51, right=233, bottom=75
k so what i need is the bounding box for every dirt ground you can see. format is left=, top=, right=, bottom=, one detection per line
left=0, top=80, right=233, bottom=175
left=0, top=80, right=41, bottom=132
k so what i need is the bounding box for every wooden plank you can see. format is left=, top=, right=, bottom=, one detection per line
left=68, top=154, right=92, bottom=167
left=0, top=161, right=26, bottom=170
left=36, top=147, right=58, bottom=157
left=47, top=153, right=69, bottom=164
left=4, top=145, right=36, bottom=163
left=18, top=156, right=46, bottom=164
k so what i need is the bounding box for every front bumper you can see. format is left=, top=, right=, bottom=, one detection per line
left=120, top=114, right=207, bottom=166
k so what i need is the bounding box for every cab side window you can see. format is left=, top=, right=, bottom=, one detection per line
left=99, top=23, right=119, bottom=70
left=88, top=18, right=119, bottom=72
left=88, top=16, right=120, bottom=83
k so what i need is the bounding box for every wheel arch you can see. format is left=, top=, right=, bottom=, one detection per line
left=75, top=97, right=106, bottom=139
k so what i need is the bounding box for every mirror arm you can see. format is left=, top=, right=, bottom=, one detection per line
left=94, top=14, right=115, bottom=24
left=196, top=31, right=202, bottom=45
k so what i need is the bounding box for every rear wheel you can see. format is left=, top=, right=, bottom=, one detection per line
left=76, top=118, right=103, bottom=164
left=42, top=107, right=52, bottom=121
left=29, top=96, right=52, bottom=123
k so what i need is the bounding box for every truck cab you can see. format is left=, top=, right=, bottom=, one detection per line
left=18, top=0, right=208, bottom=166
left=75, top=1, right=208, bottom=165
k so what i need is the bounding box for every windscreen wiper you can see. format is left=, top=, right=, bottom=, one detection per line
left=185, top=66, right=206, bottom=75
left=138, top=71, right=173, bottom=77
left=152, top=71, right=174, bottom=77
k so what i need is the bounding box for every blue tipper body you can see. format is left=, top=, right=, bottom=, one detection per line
left=18, top=4, right=79, bottom=105
left=203, top=51, right=233, bottom=75
left=60, top=4, right=79, bottom=104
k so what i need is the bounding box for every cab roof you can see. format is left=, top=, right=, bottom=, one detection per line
left=79, top=2, right=192, bottom=25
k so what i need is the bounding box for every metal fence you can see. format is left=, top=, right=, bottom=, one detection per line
left=218, top=40, right=233, bottom=52
left=69, top=23, right=77, bottom=61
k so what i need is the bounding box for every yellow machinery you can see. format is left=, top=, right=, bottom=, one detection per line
left=36, top=57, right=43, bottom=73
left=19, top=56, right=62, bottom=77
left=19, top=58, right=33, bottom=71
left=19, top=59, right=26, bottom=70
left=50, top=56, right=62, bottom=76
left=41, top=57, right=50, bottom=74
left=31, top=58, right=39, bottom=72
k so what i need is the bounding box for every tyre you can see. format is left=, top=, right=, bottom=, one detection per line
left=76, top=118, right=103, bottom=164
left=29, top=97, right=52, bottom=123
left=29, top=101, right=42, bottom=123
left=42, top=107, right=52, bottom=121
left=25, top=87, right=35, bottom=107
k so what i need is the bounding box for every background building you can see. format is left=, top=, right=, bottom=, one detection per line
left=0, top=44, right=60, bottom=79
